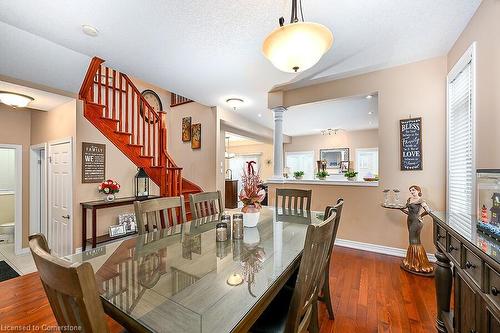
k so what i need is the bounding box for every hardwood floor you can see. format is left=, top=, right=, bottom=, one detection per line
left=0, top=246, right=436, bottom=333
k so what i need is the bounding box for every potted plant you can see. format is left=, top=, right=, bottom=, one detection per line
left=316, top=170, right=329, bottom=180
left=239, top=161, right=266, bottom=227
left=344, top=171, right=358, bottom=181
left=293, top=171, right=305, bottom=180
left=98, top=179, right=120, bottom=202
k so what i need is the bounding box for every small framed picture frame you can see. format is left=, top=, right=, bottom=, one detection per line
left=340, top=160, right=349, bottom=173
left=109, top=224, right=126, bottom=238
left=118, top=213, right=137, bottom=232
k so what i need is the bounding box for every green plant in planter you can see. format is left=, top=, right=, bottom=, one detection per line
left=344, top=171, right=358, bottom=180
left=316, top=170, right=329, bottom=180
left=293, top=171, right=305, bottom=179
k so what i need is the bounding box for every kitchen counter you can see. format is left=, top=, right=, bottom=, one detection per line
left=265, top=178, right=378, bottom=187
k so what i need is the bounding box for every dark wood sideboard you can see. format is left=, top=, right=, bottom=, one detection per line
left=225, top=179, right=238, bottom=209
left=432, top=211, right=500, bottom=333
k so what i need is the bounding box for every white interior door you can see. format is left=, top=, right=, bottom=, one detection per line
left=48, top=140, right=73, bottom=256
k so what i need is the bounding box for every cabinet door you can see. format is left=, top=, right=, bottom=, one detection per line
left=481, top=303, right=500, bottom=333
left=455, top=270, right=478, bottom=333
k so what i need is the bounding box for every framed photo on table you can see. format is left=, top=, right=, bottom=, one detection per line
left=340, top=160, right=349, bottom=173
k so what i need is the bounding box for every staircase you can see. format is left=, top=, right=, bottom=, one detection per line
left=79, top=57, right=202, bottom=208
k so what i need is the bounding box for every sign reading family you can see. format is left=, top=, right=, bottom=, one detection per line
left=399, top=117, right=423, bottom=171
left=82, top=142, right=106, bottom=183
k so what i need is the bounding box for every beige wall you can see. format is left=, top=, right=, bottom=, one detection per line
left=0, top=194, right=14, bottom=225
left=0, top=105, right=31, bottom=247
left=166, top=102, right=217, bottom=192
left=30, top=100, right=77, bottom=145
left=278, top=57, right=447, bottom=251
left=226, top=142, right=274, bottom=181
left=447, top=0, right=500, bottom=168
left=285, top=129, right=378, bottom=173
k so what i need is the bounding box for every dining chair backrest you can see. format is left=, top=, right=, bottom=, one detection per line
left=134, top=196, right=187, bottom=234
left=323, top=198, right=344, bottom=256
left=275, top=188, right=312, bottom=211
left=286, top=211, right=336, bottom=333
left=189, top=191, right=223, bottom=219
left=28, top=233, right=109, bottom=333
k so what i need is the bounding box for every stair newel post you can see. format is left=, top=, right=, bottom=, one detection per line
left=153, top=110, right=157, bottom=166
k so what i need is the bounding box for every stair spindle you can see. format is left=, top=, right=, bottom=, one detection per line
left=105, top=67, right=109, bottom=118
left=125, top=81, right=129, bottom=134
left=112, top=70, right=116, bottom=120
left=118, top=72, right=122, bottom=127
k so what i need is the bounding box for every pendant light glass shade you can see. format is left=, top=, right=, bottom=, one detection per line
left=262, top=22, right=333, bottom=73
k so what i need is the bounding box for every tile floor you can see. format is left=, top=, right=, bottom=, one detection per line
left=0, top=242, right=37, bottom=275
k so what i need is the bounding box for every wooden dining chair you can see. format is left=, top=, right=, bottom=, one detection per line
left=275, top=188, right=312, bottom=211
left=28, top=233, right=110, bottom=333
left=251, top=211, right=337, bottom=333
left=319, top=198, right=344, bottom=320
left=189, top=190, right=223, bottom=219
left=134, top=196, right=187, bottom=234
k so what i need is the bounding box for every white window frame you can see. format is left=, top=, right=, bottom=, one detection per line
left=355, top=148, right=379, bottom=177
left=446, top=42, right=476, bottom=215
left=285, top=151, right=315, bottom=179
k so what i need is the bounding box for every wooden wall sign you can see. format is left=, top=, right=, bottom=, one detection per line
left=82, top=142, right=106, bottom=183
left=400, top=117, right=422, bottom=171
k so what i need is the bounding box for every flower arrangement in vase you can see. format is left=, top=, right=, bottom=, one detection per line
left=239, top=161, right=266, bottom=227
left=98, top=179, right=120, bottom=202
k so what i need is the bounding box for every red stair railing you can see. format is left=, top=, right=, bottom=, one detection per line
left=79, top=57, right=182, bottom=196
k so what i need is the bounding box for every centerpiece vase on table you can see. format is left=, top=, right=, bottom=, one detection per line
left=239, top=161, right=266, bottom=227
left=98, top=179, right=121, bottom=202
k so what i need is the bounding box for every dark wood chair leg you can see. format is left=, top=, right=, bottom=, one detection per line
left=322, top=277, right=335, bottom=320
left=309, top=300, right=319, bottom=333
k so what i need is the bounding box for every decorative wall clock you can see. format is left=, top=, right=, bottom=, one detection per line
left=141, top=89, right=162, bottom=123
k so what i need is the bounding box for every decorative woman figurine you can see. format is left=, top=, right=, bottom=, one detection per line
left=400, top=185, right=434, bottom=276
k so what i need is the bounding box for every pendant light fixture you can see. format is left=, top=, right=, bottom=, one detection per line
left=0, top=91, right=34, bottom=108
left=262, top=0, right=333, bottom=73
left=225, top=136, right=236, bottom=159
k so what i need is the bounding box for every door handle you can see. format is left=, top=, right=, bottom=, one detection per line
left=62, top=215, right=70, bottom=219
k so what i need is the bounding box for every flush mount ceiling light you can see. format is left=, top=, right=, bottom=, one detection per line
left=82, top=24, right=99, bottom=37
left=365, top=95, right=373, bottom=99
left=262, top=0, right=333, bottom=73
left=226, top=98, right=244, bottom=110
left=0, top=91, right=34, bottom=108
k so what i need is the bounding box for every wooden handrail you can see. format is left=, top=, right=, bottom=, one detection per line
left=79, top=57, right=104, bottom=100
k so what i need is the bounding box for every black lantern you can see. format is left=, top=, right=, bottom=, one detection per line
left=135, top=168, right=150, bottom=198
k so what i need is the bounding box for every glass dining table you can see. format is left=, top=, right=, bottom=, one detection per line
left=66, top=207, right=325, bottom=333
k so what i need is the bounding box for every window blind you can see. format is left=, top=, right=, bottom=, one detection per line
left=448, top=56, right=473, bottom=226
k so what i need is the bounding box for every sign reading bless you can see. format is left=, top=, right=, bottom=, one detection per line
left=400, top=117, right=422, bottom=171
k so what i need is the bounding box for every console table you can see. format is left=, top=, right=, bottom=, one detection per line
left=431, top=211, right=500, bottom=332
left=81, top=195, right=159, bottom=251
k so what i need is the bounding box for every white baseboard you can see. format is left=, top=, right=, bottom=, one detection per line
left=335, top=238, right=436, bottom=263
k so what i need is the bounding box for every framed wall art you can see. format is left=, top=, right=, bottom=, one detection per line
left=191, top=123, right=201, bottom=149
left=182, top=117, right=192, bottom=142
left=400, top=117, right=422, bottom=170
left=319, top=148, right=349, bottom=173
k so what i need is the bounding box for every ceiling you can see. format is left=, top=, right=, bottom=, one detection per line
left=0, top=80, right=74, bottom=111
left=285, top=94, right=378, bottom=136
left=0, top=1, right=480, bottom=128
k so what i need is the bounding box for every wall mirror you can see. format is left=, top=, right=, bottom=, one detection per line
left=320, top=148, right=349, bottom=173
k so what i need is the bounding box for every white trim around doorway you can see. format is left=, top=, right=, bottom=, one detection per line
left=0, top=144, right=24, bottom=255
left=30, top=143, right=48, bottom=238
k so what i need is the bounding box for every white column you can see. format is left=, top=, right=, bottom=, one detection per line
left=272, top=107, right=286, bottom=180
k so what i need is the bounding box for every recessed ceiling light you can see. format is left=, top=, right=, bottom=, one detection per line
left=368, top=111, right=373, bottom=115
left=258, top=113, right=262, bottom=117
left=0, top=91, right=34, bottom=108
left=366, top=95, right=373, bottom=99
left=226, top=98, right=244, bottom=110
left=82, top=24, right=99, bottom=37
